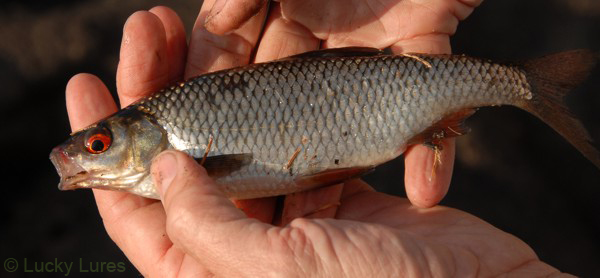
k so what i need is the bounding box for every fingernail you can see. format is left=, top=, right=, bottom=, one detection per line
left=152, top=152, right=178, bottom=198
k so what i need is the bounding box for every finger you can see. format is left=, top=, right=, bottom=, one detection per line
left=388, top=0, right=481, bottom=53
left=185, top=0, right=267, bottom=78
left=280, top=184, right=344, bottom=226
left=116, top=11, right=168, bottom=107
left=66, top=73, right=117, bottom=130
left=386, top=0, right=472, bottom=209
left=253, top=4, right=319, bottom=62
left=149, top=6, right=188, bottom=83
left=404, top=139, right=455, bottom=208
left=390, top=19, right=454, bottom=209
left=390, top=34, right=452, bottom=55
left=153, top=151, right=285, bottom=275
left=204, top=0, right=266, bottom=35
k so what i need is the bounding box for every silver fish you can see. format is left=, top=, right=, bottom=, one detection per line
left=50, top=47, right=600, bottom=199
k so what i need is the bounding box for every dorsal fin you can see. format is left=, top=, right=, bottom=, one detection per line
left=282, top=47, right=384, bottom=60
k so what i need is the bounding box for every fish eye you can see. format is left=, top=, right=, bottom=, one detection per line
left=85, top=127, right=112, bottom=154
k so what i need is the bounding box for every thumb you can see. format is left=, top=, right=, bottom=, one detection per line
left=150, top=150, right=279, bottom=274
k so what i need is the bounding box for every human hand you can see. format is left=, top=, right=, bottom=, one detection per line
left=129, top=149, right=563, bottom=277
left=62, top=1, right=497, bottom=275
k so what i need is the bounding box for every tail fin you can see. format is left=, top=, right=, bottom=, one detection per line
left=518, top=50, right=600, bottom=169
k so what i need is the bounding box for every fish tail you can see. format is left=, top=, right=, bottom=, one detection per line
left=517, top=50, right=600, bottom=169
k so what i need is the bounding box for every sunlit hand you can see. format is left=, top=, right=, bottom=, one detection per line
left=136, top=149, right=565, bottom=276
left=59, top=1, right=566, bottom=276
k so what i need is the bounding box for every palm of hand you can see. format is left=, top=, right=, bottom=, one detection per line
left=64, top=0, right=559, bottom=276
left=152, top=180, right=542, bottom=277
left=330, top=180, right=537, bottom=276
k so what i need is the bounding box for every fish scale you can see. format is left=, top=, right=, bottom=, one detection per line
left=134, top=54, right=529, bottom=198
left=51, top=48, right=599, bottom=200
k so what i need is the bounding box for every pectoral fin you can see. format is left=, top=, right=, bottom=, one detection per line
left=295, top=166, right=375, bottom=190
left=194, top=154, right=253, bottom=179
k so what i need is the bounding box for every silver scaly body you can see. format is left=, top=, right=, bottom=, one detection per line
left=135, top=53, right=531, bottom=198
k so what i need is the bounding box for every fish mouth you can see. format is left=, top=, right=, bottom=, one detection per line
left=50, top=146, right=145, bottom=191
left=50, top=146, right=88, bottom=190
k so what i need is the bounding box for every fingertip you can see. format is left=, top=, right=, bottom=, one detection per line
left=203, top=0, right=229, bottom=35
left=149, top=6, right=188, bottom=83
left=66, top=73, right=117, bottom=131
left=117, top=10, right=169, bottom=106
left=151, top=150, right=214, bottom=206
left=390, top=34, right=452, bottom=55
left=253, top=4, right=320, bottom=63
left=148, top=5, right=179, bottom=19
left=186, top=0, right=265, bottom=78
left=204, top=0, right=264, bottom=35
left=151, top=151, right=179, bottom=199
left=66, top=72, right=101, bottom=89
left=404, top=139, right=455, bottom=208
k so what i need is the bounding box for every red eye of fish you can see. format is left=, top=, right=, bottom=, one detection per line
left=85, top=133, right=111, bottom=154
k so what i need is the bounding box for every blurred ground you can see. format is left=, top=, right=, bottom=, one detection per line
left=1, top=0, right=599, bottom=277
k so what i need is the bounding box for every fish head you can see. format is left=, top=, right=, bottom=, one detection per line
left=50, top=108, right=168, bottom=199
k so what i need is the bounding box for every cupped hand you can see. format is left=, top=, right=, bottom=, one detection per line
left=138, top=149, right=562, bottom=277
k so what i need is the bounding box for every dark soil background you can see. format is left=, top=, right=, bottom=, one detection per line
left=1, top=0, right=599, bottom=277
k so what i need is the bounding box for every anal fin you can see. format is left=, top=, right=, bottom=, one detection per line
left=407, top=108, right=476, bottom=181
left=295, top=167, right=375, bottom=190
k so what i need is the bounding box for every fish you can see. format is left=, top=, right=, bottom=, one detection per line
left=50, top=47, right=600, bottom=200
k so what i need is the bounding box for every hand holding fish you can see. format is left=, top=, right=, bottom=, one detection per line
left=65, top=0, right=483, bottom=235
left=131, top=149, right=563, bottom=276
left=58, top=0, right=597, bottom=275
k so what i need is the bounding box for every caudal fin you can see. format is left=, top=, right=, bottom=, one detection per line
left=518, top=50, right=600, bottom=169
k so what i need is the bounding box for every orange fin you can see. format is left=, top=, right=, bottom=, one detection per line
left=295, top=167, right=375, bottom=190
left=195, top=154, right=253, bottom=179
left=407, top=108, right=477, bottom=148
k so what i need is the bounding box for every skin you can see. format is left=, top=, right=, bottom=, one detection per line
left=65, top=1, right=570, bottom=276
